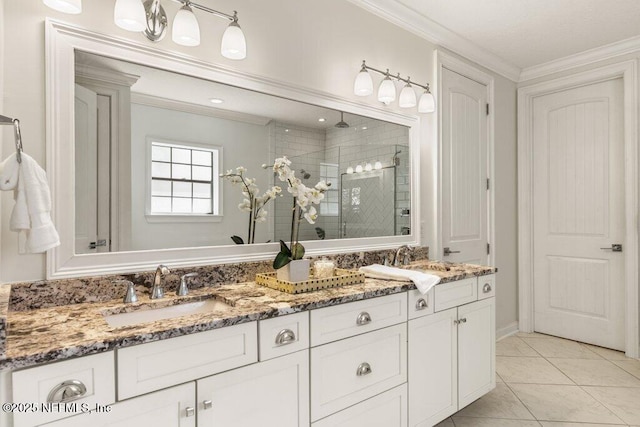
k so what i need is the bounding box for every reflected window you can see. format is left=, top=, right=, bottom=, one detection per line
left=150, top=141, right=219, bottom=215
left=319, top=162, right=339, bottom=216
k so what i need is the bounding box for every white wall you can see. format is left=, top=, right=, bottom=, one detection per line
left=0, top=0, right=518, bottom=333
left=130, top=103, right=271, bottom=250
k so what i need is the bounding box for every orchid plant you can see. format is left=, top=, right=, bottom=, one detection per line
left=220, top=166, right=282, bottom=244
left=269, top=156, right=331, bottom=270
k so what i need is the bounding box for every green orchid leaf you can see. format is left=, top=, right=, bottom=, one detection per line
left=279, top=240, right=292, bottom=257
left=273, top=251, right=291, bottom=269
left=291, top=243, right=305, bottom=260
left=231, top=235, right=244, bottom=245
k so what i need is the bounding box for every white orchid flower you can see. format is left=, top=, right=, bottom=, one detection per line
left=236, top=166, right=247, bottom=174
left=255, top=209, right=268, bottom=223
left=315, top=180, right=329, bottom=191
left=303, top=206, right=318, bottom=224
left=238, top=199, right=252, bottom=212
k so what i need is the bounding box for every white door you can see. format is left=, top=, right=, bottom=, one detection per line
left=441, top=68, right=489, bottom=264
left=458, top=298, right=495, bottom=409
left=42, top=383, right=196, bottom=426
left=74, top=84, right=98, bottom=254
left=408, top=307, right=457, bottom=427
left=197, top=350, right=309, bottom=427
left=532, top=78, right=625, bottom=350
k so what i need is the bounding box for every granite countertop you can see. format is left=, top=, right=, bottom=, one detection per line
left=0, top=261, right=495, bottom=370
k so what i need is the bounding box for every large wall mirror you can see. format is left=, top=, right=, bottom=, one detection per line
left=47, top=20, right=420, bottom=278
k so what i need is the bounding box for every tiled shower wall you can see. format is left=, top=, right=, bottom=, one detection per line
left=269, top=116, right=410, bottom=243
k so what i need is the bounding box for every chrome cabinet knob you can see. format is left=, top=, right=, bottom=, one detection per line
left=47, top=380, right=87, bottom=403
left=483, top=283, right=492, bottom=293
left=415, top=298, right=428, bottom=310
left=275, top=329, right=296, bottom=346
left=185, top=407, right=195, bottom=417
left=356, top=312, right=372, bottom=326
left=202, top=400, right=213, bottom=410
left=356, top=362, right=372, bottom=376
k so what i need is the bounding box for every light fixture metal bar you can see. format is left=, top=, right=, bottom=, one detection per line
left=173, top=0, right=235, bottom=21
left=361, top=60, right=430, bottom=91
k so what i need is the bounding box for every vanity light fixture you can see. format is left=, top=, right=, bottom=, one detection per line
left=364, top=163, right=373, bottom=172
left=113, top=0, right=247, bottom=60
left=354, top=60, right=435, bottom=113
left=355, top=164, right=363, bottom=173
left=43, top=0, right=82, bottom=14
left=374, top=161, right=382, bottom=170
left=346, top=166, right=354, bottom=174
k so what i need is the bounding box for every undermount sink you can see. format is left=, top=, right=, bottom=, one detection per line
left=104, top=299, right=232, bottom=328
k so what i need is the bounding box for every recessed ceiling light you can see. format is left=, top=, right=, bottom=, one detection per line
left=318, top=118, right=326, bottom=122
left=285, top=129, right=289, bottom=132
left=362, top=126, right=368, bottom=130
left=209, top=98, right=224, bottom=104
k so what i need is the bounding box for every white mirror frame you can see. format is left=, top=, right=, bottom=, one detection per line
left=45, top=19, right=422, bottom=279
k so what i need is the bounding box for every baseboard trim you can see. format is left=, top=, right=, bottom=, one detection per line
left=496, top=321, right=519, bottom=341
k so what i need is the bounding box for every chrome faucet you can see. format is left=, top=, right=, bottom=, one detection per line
left=177, top=273, right=198, bottom=296
left=393, top=245, right=413, bottom=267
left=151, top=265, right=171, bottom=299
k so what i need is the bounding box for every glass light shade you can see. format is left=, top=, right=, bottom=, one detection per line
left=365, top=163, right=373, bottom=172
left=114, top=0, right=146, bottom=31
left=172, top=5, right=200, bottom=46
left=355, top=165, right=363, bottom=173
left=221, top=22, right=247, bottom=60
left=377, top=77, right=396, bottom=105
left=399, top=84, right=417, bottom=108
left=353, top=70, right=373, bottom=96
left=346, top=166, right=354, bottom=174
left=418, top=91, right=436, bottom=113
left=374, top=161, right=382, bottom=170
left=44, top=0, right=82, bottom=14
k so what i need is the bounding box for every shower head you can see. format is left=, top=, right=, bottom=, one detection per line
left=299, top=169, right=311, bottom=180
left=335, top=111, right=350, bottom=128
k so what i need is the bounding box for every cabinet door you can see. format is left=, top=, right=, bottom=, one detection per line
left=197, top=350, right=309, bottom=427
left=312, top=384, right=407, bottom=427
left=408, top=308, right=457, bottom=427
left=458, top=297, right=495, bottom=408
left=41, top=383, right=196, bottom=427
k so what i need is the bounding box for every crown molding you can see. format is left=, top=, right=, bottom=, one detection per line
left=130, top=93, right=271, bottom=126
left=520, top=35, right=640, bottom=82
left=346, top=0, right=521, bottom=82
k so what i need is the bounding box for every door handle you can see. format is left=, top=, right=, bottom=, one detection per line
left=600, top=244, right=623, bottom=252
left=443, top=247, right=461, bottom=256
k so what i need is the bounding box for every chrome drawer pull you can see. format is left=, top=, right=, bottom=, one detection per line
left=356, top=362, right=372, bottom=376
left=483, top=283, right=492, bottom=293
left=202, top=400, right=213, bottom=410
left=356, top=312, right=372, bottom=326
left=415, top=298, right=428, bottom=310
left=454, top=318, right=467, bottom=325
left=275, top=329, right=296, bottom=346
left=185, top=407, right=195, bottom=417
left=47, top=380, right=87, bottom=403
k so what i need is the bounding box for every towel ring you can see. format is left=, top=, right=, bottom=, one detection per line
left=0, top=114, right=23, bottom=163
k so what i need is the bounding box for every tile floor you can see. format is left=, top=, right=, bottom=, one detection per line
left=436, top=332, right=640, bottom=427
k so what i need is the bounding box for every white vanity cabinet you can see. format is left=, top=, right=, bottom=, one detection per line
left=197, top=349, right=309, bottom=427
left=41, top=382, right=196, bottom=427
left=408, top=274, right=496, bottom=427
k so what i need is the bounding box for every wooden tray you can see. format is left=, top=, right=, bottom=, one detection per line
left=256, top=268, right=365, bottom=294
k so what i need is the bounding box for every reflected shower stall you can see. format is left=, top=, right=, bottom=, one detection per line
left=273, top=144, right=410, bottom=242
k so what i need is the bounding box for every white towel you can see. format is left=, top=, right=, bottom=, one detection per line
left=359, top=264, right=441, bottom=294
left=0, top=153, right=20, bottom=191
left=2, top=153, right=60, bottom=253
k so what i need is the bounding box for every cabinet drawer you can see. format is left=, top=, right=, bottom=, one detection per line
left=312, top=384, right=407, bottom=427
left=477, top=274, right=496, bottom=300
left=41, top=382, right=196, bottom=427
left=258, top=311, right=309, bottom=361
left=407, top=288, right=435, bottom=319
left=117, top=322, right=257, bottom=399
left=12, top=351, right=115, bottom=427
left=310, top=293, right=407, bottom=346
left=310, top=324, right=407, bottom=421
left=434, top=278, right=477, bottom=312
